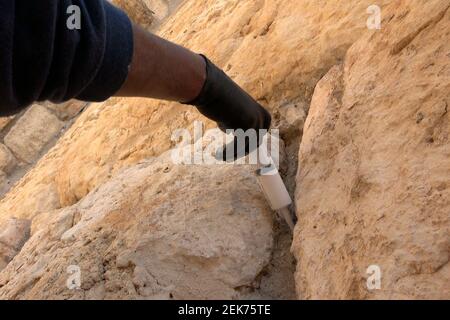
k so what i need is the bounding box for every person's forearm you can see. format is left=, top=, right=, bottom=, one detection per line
left=117, top=22, right=272, bottom=161
left=116, top=23, right=206, bottom=102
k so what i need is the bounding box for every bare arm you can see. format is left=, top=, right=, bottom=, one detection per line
left=116, top=23, right=206, bottom=102
left=115, top=23, right=272, bottom=160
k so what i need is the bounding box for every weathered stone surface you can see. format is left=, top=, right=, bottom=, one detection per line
left=113, top=0, right=183, bottom=29
left=0, top=172, right=9, bottom=197
left=0, top=0, right=447, bottom=301
left=293, top=0, right=450, bottom=299
left=0, top=149, right=273, bottom=299
left=113, top=0, right=156, bottom=29
left=0, top=116, right=14, bottom=132
left=0, top=144, right=16, bottom=174
left=0, top=0, right=387, bottom=220
left=4, top=105, right=64, bottom=164
left=0, top=218, right=31, bottom=272
left=43, top=100, right=87, bottom=121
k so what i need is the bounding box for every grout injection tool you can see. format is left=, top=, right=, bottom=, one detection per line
left=255, top=143, right=295, bottom=231
left=216, top=132, right=296, bottom=231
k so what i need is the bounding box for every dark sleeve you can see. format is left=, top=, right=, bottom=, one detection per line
left=0, top=0, right=134, bottom=116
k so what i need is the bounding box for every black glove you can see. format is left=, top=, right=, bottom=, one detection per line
left=184, top=55, right=271, bottom=161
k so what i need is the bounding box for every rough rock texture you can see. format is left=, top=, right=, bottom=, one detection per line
left=0, top=0, right=386, bottom=219
left=293, top=0, right=450, bottom=300
left=0, top=218, right=31, bottom=272
left=0, top=0, right=388, bottom=300
left=113, top=0, right=184, bottom=30
left=42, top=100, right=87, bottom=121
left=0, top=144, right=16, bottom=174
left=0, top=117, right=14, bottom=132
left=113, top=0, right=156, bottom=29
left=0, top=148, right=273, bottom=299
left=4, top=105, right=64, bottom=164
left=1, top=0, right=447, bottom=300
left=0, top=172, right=8, bottom=195
left=0, top=100, right=86, bottom=198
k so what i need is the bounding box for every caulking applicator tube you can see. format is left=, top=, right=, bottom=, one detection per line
left=256, top=145, right=295, bottom=231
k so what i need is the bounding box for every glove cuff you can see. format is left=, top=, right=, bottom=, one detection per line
left=181, top=54, right=217, bottom=106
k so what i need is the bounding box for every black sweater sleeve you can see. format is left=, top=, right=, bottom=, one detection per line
left=0, top=0, right=134, bottom=116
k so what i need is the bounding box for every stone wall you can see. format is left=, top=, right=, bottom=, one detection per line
left=0, top=101, right=87, bottom=197
left=0, top=0, right=448, bottom=300
left=293, top=0, right=450, bottom=299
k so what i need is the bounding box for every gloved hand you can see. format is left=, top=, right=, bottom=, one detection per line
left=184, top=55, right=271, bottom=161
